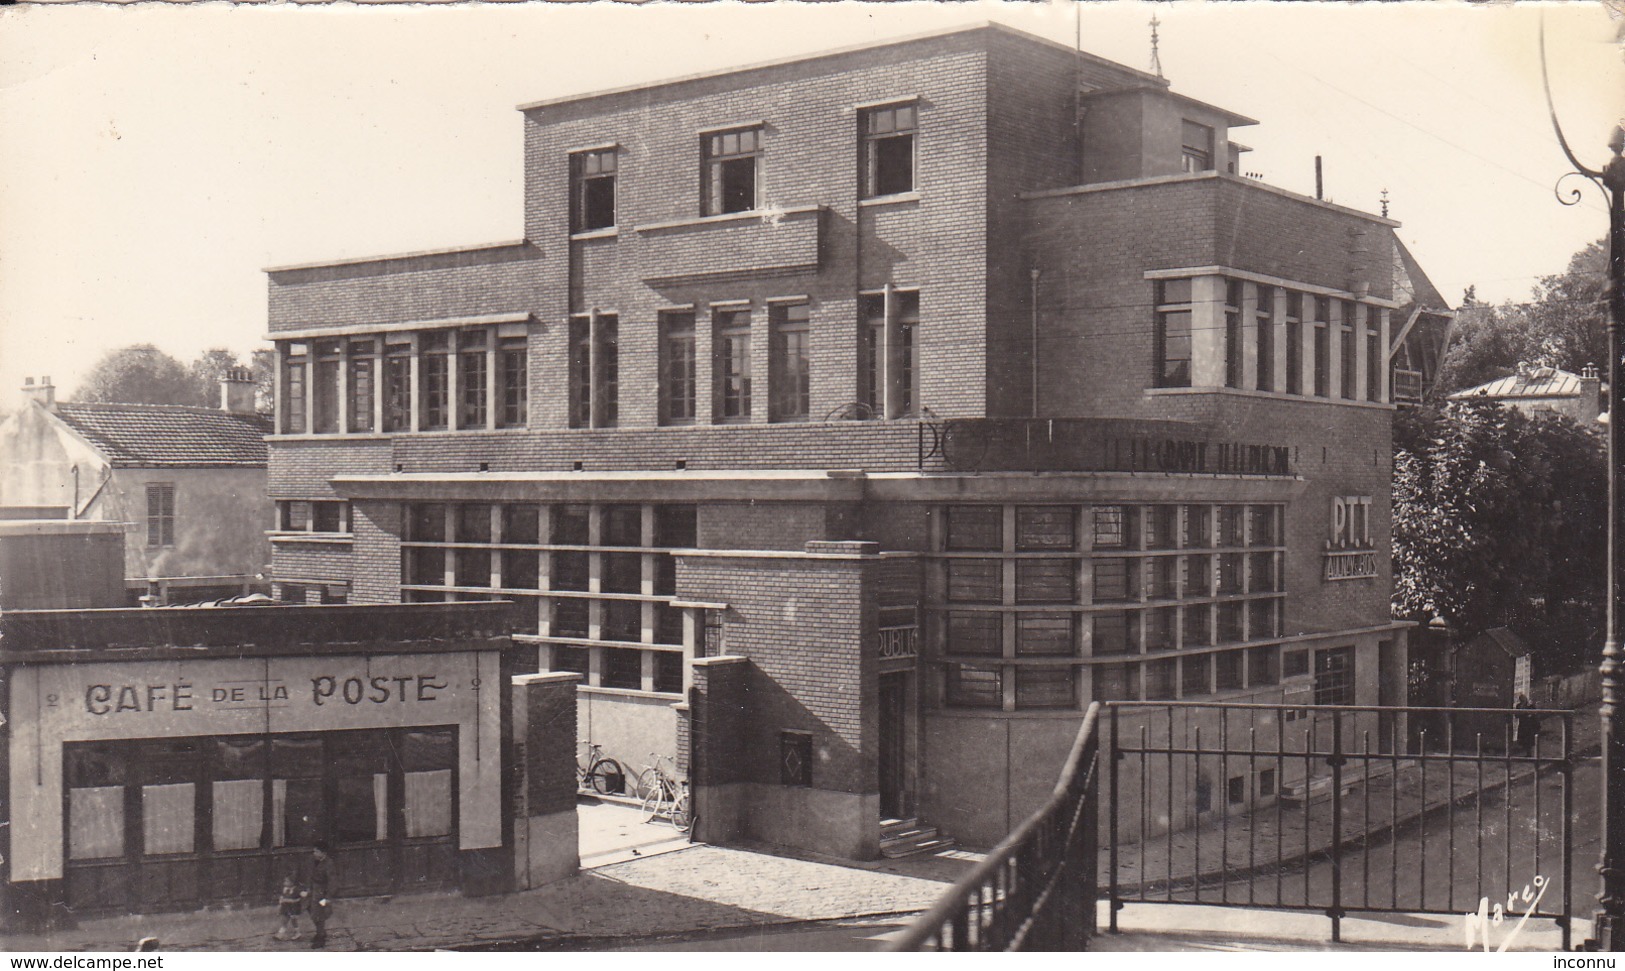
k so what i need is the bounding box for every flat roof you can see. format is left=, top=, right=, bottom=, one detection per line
left=516, top=21, right=1169, bottom=113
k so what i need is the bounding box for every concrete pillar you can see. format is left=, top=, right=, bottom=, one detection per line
left=510, top=672, right=581, bottom=889
left=1189, top=276, right=1227, bottom=388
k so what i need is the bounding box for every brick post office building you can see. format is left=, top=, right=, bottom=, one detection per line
left=265, top=23, right=1424, bottom=854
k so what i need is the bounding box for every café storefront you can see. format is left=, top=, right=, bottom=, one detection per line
left=3, top=604, right=514, bottom=922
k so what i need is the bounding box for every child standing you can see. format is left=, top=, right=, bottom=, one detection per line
left=275, top=875, right=304, bottom=941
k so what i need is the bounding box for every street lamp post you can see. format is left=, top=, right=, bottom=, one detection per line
left=1587, top=125, right=1625, bottom=952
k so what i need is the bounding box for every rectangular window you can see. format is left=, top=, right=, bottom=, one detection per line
left=1250, top=646, right=1280, bottom=686
left=1183, top=603, right=1211, bottom=647
left=660, top=311, right=697, bottom=425
left=1227, top=774, right=1247, bottom=805
left=571, top=148, right=617, bottom=232
left=862, top=102, right=916, bottom=197
left=1224, top=279, right=1243, bottom=388
left=552, top=551, right=588, bottom=591
left=859, top=294, right=884, bottom=417
left=1285, top=292, right=1303, bottom=396
left=1016, top=560, right=1075, bottom=603
left=1016, top=506, right=1075, bottom=550
left=1184, top=554, right=1212, bottom=596
left=146, top=483, right=175, bottom=547
left=1017, top=614, right=1074, bottom=656
left=654, top=505, right=698, bottom=548
left=1093, top=558, right=1137, bottom=602
left=1366, top=305, right=1383, bottom=402
left=420, top=332, right=450, bottom=430
left=1149, top=556, right=1178, bottom=599
left=552, top=504, right=589, bottom=545
left=1217, top=601, right=1245, bottom=642
left=383, top=340, right=412, bottom=432
left=348, top=338, right=375, bottom=433
left=311, top=501, right=345, bottom=533
left=947, top=611, right=1002, bottom=656
left=1184, top=505, right=1211, bottom=549
left=1218, top=553, right=1245, bottom=595
left=1313, top=297, right=1331, bottom=397
left=1092, top=611, right=1136, bottom=655
left=407, top=502, right=445, bottom=542
left=283, top=343, right=307, bottom=434
left=1145, top=658, right=1177, bottom=700
left=1255, top=284, right=1274, bottom=393
left=601, top=504, right=642, bottom=546
left=312, top=340, right=340, bottom=434
left=569, top=317, right=591, bottom=429
left=945, top=506, right=1002, bottom=551
left=1181, top=653, right=1211, bottom=697
left=1283, top=649, right=1310, bottom=678
left=281, top=500, right=310, bottom=532
left=1092, top=505, right=1135, bottom=549
left=1146, top=506, right=1178, bottom=550
left=946, top=560, right=1002, bottom=603
left=770, top=302, right=810, bottom=421
left=498, top=337, right=527, bottom=428
left=1145, top=606, right=1177, bottom=650
left=598, top=316, right=619, bottom=428
left=552, top=599, right=589, bottom=639
left=1016, top=668, right=1075, bottom=709
left=1259, top=768, right=1277, bottom=797
left=402, top=728, right=455, bottom=839
left=946, top=664, right=1002, bottom=708
left=896, top=291, right=919, bottom=416
left=1340, top=300, right=1357, bottom=400
left=1093, top=663, right=1138, bottom=702
left=551, top=644, right=589, bottom=675
left=1248, top=598, right=1278, bottom=639
left=1219, top=505, right=1246, bottom=547
left=458, top=330, right=488, bottom=428
left=502, top=504, right=540, bottom=545
left=1155, top=279, right=1193, bottom=388
left=714, top=307, right=752, bottom=421
left=1217, top=650, right=1244, bottom=690
left=1249, top=505, right=1279, bottom=546
left=503, top=550, right=539, bottom=590
left=703, top=127, right=760, bottom=216
left=654, top=652, right=684, bottom=694
left=601, top=648, right=643, bottom=689
left=1181, top=120, right=1214, bottom=173
left=212, top=737, right=264, bottom=852
left=1314, top=646, right=1355, bottom=705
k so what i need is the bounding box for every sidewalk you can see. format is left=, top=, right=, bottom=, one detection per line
left=1, top=842, right=969, bottom=953
left=1107, top=703, right=1601, bottom=896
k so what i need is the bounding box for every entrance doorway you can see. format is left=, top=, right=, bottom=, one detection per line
left=878, top=672, right=909, bottom=818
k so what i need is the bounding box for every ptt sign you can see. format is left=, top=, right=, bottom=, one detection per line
left=1324, top=495, right=1378, bottom=582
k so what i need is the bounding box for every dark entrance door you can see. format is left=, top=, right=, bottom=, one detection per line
left=878, top=672, right=908, bottom=819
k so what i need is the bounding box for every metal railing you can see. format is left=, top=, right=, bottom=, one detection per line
left=1107, top=702, right=1575, bottom=947
left=888, top=703, right=1102, bottom=951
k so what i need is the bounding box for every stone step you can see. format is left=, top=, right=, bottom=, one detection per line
left=881, top=832, right=958, bottom=859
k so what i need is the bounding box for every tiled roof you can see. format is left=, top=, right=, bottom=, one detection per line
left=1449, top=368, right=1586, bottom=401
left=53, top=402, right=271, bottom=467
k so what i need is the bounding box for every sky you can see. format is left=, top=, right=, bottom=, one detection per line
left=1, top=1, right=1621, bottom=404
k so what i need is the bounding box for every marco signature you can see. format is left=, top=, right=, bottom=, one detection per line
left=1464, top=875, right=1549, bottom=952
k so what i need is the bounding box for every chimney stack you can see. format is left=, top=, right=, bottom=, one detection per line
left=219, top=366, right=257, bottom=415
left=21, top=376, right=56, bottom=411
left=1581, top=364, right=1603, bottom=423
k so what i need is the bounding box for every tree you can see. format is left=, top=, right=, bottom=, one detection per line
left=76, top=345, right=205, bottom=406
left=1434, top=239, right=1607, bottom=395
left=74, top=344, right=272, bottom=411
left=1393, top=398, right=1605, bottom=671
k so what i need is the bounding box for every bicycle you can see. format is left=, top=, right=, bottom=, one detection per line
left=577, top=741, right=625, bottom=796
left=635, top=753, right=691, bottom=832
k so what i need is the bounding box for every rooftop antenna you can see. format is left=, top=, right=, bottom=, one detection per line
left=1380, top=188, right=1390, bottom=219
left=1149, top=13, right=1164, bottom=79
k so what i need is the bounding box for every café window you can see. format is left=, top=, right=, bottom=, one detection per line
left=66, top=743, right=127, bottom=861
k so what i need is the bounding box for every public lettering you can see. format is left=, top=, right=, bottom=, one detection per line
left=370, top=676, right=390, bottom=703
left=312, top=676, right=337, bottom=706
left=174, top=681, right=193, bottom=710
left=1107, top=437, right=1291, bottom=476
left=417, top=676, right=446, bottom=701
left=342, top=678, right=364, bottom=704
left=86, top=684, right=111, bottom=715
left=85, top=681, right=198, bottom=715
left=311, top=673, right=447, bottom=706
left=115, top=686, right=140, bottom=712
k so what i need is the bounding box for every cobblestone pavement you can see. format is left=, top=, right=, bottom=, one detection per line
left=1, top=844, right=965, bottom=953
left=1108, top=704, right=1601, bottom=897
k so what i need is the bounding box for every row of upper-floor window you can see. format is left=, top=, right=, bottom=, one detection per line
left=280, top=329, right=527, bottom=435
left=1154, top=278, right=1387, bottom=402
left=568, top=103, right=918, bottom=233
left=276, top=290, right=921, bottom=435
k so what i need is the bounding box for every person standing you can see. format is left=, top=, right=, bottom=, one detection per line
left=307, top=842, right=336, bottom=949
left=1514, top=693, right=1542, bottom=757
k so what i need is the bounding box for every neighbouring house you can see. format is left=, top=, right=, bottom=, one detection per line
left=1448, top=362, right=1605, bottom=426
left=0, top=371, right=274, bottom=604
left=262, top=22, right=1425, bottom=856
left=1388, top=236, right=1456, bottom=404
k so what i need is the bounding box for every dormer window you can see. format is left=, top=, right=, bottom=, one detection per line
left=1181, top=120, right=1214, bottom=173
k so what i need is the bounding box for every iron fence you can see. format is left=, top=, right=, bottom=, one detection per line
left=887, top=703, right=1102, bottom=951
left=1107, top=702, right=1575, bottom=947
